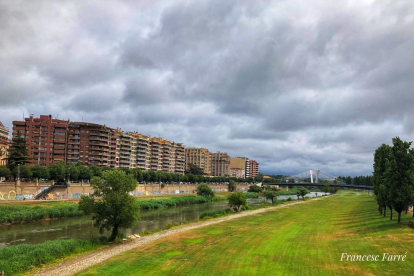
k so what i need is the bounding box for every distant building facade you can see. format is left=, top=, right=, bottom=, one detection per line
left=185, top=147, right=211, bottom=175
left=230, top=157, right=254, bottom=179
left=0, top=121, right=9, bottom=166
left=249, top=160, right=259, bottom=178
left=12, top=115, right=70, bottom=166
left=11, top=115, right=185, bottom=174
left=211, top=151, right=230, bottom=177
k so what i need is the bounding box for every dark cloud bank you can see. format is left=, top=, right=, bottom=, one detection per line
left=1, top=0, right=414, bottom=176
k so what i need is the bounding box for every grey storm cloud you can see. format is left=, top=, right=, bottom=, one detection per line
left=1, top=0, right=414, bottom=176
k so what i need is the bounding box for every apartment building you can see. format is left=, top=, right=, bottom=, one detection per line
left=0, top=121, right=9, bottom=166
left=249, top=160, right=259, bottom=178
left=66, top=122, right=117, bottom=167
left=185, top=147, right=211, bottom=175
left=211, top=151, right=230, bottom=177
left=12, top=115, right=69, bottom=166
left=114, top=131, right=185, bottom=174
left=230, top=157, right=250, bottom=178
left=11, top=115, right=184, bottom=174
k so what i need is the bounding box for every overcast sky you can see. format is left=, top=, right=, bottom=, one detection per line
left=1, top=0, right=414, bottom=176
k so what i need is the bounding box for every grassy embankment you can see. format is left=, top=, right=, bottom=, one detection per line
left=0, top=238, right=108, bottom=275
left=0, top=195, right=227, bottom=225
left=77, top=191, right=414, bottom=276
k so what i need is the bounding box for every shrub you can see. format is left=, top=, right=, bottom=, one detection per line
left=247, top=185, right=263, bottom=193
left=199, top=209, right=231, bottom=219
left=0, top=238, right=106, bottom=275
left=196, top=183, right=215, bottom=201
left=227, top=192, right=247, bottom=212
left=245, top=192, right=259, bottom=199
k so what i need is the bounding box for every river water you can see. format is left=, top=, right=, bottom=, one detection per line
left=0, top=192, right=327, bottom=247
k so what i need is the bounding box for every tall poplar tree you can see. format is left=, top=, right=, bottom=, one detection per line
left=386, top=137, right=414, bottom=223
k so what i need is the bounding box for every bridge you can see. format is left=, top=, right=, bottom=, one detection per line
left=265, top=183, right=373, bottom=190
left=265, top=169, right=373, bottom=190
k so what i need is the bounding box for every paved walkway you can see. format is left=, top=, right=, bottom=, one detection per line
left=36, top=197, right=326, bottom=276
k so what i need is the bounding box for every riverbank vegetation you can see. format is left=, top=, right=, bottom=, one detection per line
left=76, top=190, right=414, bottom=276
left=0, top=237, right=108, bottom=275
left=0, top=195, right=228, bottom=225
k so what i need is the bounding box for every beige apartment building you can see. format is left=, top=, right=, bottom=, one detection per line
left=0, top=121, right=9, bottom=166
left=115, top=130, right=185, bottom=174
left=211, top=151, right=230, bottom=177
left=230, top=157, right=250, bottom=178
left=185, top=147, right=212, bottom=175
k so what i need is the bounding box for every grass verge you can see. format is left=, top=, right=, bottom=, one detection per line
left=76, top=190, right=414, bottom=276
left=0, top=237, right=107, bottom=275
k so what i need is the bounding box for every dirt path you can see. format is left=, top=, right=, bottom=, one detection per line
left=35, top=197, right=326, bottom=276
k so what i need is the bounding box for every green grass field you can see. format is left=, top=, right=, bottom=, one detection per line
left=76, top=191, right=414, bottom=276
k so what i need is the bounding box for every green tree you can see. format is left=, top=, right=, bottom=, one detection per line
left=7, top=130, right=30, bottom=170
left=288, top=178, right=295, bottom=184
left=298, top=187, right=310, bottom=199
left=254, top=173, right=264, bottom=182
left=323, top=181, right=330, bottom=195
left=247, top=184, right=263, bottom=193
left=68, top=164, right=80, bottom=181
left=0, top=166, right=11, bottom=179
left=386, top=137, right=414, bottom=223
left=373, top=144, right=392, bottom=215
left=78, top=170, right=139, bottom=241
left=48, top=161, right=67, bottom=182
left=263, top=190, right=279, bottom=204
left=186, top=164, right=204, bottom=175
left=89, top=165, right=103, bottom=178
left=79, top=166, right=92, bottom=181
left=228, top=179, right=237, bottom=192
left=227, top=192, right=247, bottom=212
left=31, top=164, right=49, bottom=180
left=12, top=165, right=32, bottom=180
left=196, top=183, right=215, bottom=201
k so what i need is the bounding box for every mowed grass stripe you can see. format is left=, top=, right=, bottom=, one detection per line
left=77, top=191, right=414, bottom=276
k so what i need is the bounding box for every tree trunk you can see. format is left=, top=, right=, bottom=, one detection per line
left=383, top=206, right=386, bottom=217
left=413, top=205, right=414, bottom=218
left=397, top=211, right=401, bottom=223
left=390, top=207, right=393, bottom=220
left=405, top=207, right=408, bottom=214
left=110, top=225, right=119, bottom=242
left=379, top=206, right=383, bottom=215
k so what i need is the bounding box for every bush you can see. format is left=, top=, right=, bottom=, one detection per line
left=196, top=183, right=215, bottom=201
left=245, top=192, right=259, bottom=199
left=247, top=185, right=263, bottom=193
left=199, top=209, right=231, bottom=219
left=227, top=192, right=247, bottom=212
left=137, top=196, right=211, bottom=210
left=0, top=238, right=107, bottom=275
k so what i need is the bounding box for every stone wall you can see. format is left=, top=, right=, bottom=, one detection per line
left=0, top=182, right=252, bottom=200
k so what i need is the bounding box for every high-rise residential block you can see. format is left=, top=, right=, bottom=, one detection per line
left=230, top=157, right=250, bottom=178
left=67, top=122, right=117, bottom=167
left=211, top=151, right=230, bottom=177
left=0, top=121, right=9, bottom=166
left=185, top=147, right=211, bottom=175
left=249, top=160, right=259, bottom=178
left=12, top=115, right=69, bottom=166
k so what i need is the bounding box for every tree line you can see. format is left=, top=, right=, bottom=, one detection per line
left=373, top=137, right=414, bottom=222
left=0, top=161, right=263, bottom=184
left=337, top=175, right=373, bottom=186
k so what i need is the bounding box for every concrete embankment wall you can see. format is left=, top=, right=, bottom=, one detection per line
left=0, top=182, right=251, bottom=200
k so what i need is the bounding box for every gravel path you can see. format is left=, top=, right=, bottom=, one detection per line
left=36, top=198, right=324, bottom=276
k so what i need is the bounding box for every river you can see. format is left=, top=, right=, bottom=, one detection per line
left=0, top=192, right=327, bottom=247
